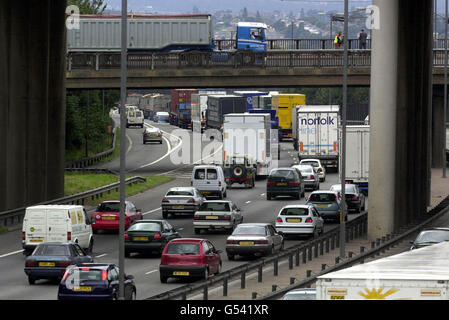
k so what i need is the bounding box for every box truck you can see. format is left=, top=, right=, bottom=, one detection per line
left=340, top=125, right=369, bottom=195
left=316, top=241, right=449, bottom=300
left=233, top=91, right=268, bottom=111
left=191, top=91, right=227, bottom=133
left=205, top=95, right=247, bottom=131
left=272, top=94, right=306, bottom=141
left=223, top=113, right=273, bottom=178
left=292, top=105, right=340, bottom=170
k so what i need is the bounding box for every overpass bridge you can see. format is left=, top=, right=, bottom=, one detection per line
left=66, top=49, right=449, bottom=89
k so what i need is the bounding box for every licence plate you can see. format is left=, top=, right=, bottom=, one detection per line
left=73, top=286, right=92, bottom=292
left=287, top=218, right=302, bottom=223
left=173, top=271, right=189, bottom=276
left=330, top=295, right=345, bottom=300
left=239, top=241, right=254, bottom=246
left=206, top=216, right=218, bottom=220
left=102, top=216, right=116, bottom=220
left=201, top=191, right=211, bottom=194
left=277, top=182, right=287, bottom=186
left=150, top=133, right=157, bottom=137
left=172, top=205, right=184, bottom=209
left=29, top=239, right=43, bottom=243
left=39, top=262, right=55, bottom=267
left=134, top=237, right=148, bottom=241
left=317, top=204, right=329, bottom=208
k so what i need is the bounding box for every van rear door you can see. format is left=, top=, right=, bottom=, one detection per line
left=47, top=209, right=70, bottom=242
left=24, top=207, right=47, bottom=245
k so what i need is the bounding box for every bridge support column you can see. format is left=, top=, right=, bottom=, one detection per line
left=0, top=1, right=67, bottom=212
left=369, top=0, right=433, bottom=239
left=432, top=85, right=446, bottom=168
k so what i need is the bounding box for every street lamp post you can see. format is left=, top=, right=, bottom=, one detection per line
left=444, top=0, right=448, bottom=179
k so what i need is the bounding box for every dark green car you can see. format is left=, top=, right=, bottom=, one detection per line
left=124, top=220, right=181, bottom=257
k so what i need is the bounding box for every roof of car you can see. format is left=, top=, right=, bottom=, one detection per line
left=422, top=227, right=449, bottom=232
left=310, top=190, right=339, bottom=194
left=74, top=263, right=114, bottom=270
left=300, top=159, right=320, bottom=162
left=237, top=223, right=271, bottom=227
left=167, top=187, right=195, bottom=191
left=133, top=219, right=163, bottom=224
left=280, top=204, right=312, bottom=209
left=168, top=238, right=205, bottom=243
left=193, top=165, right=222, bottom=169
left=203, top=200, right=232, bottom=203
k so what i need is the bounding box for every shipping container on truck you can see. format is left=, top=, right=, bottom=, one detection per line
left=339, top=125, right=369, bottom=195
left=191, top=91, right=227, bottom=133
left=223, top=113, right=273, bottom=177
left=205, top=95, right=247, bottom=131
left=272, top=94, right=306, bottom=141
left=233, top=91, right=268, bottom=111
left=139, top=93, right=170, bottom=120
left=316, top=241, right=449, bottom=300
left=170, top=89, right=199, bottom=128
left=253, top=92, right=279, bottom=110
left=292, top=105, right=340, bottom=170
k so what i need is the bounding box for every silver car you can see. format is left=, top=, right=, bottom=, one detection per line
left=143, top=127, right=163, bottom=144
left=292, top=164, right=320, bottom=190
left=300, top=159, right=326, bottom=182
left=193, top=201, right=243, bottom=235
left=275, top=204, right=324, bottom=238
left=225, top=223, right=284, bottom=260
left=161, top=187, right=205, bottom=219
left=281, top=288, right=316, bottom=300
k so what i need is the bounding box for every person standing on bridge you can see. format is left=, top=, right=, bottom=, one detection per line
left=334, top=32, right=343, bottom=48
left=358, top=29, right=368, bottom=49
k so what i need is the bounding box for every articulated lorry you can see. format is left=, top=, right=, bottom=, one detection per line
left=205, top=95, right=247, bottom=131
left=292, top=105, right=340, bottom=170
left=191, top=91, right=227, bottom=133
left=170, top=89, right=198, bottom=129
left=340, top=125, right=369, bottom=195
left=316, top=241, right=449, bottom=300
left=223, top=113, right=273, bottom=178
left=272, top=94, right=306, bottom=141
left=139, top=93, right=170, bottom=120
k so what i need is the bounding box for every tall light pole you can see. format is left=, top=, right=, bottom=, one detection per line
left=119, top=0, right=128, bottom=300
left=339, top=0, right=349, bottom=259
left=444, top=0, right=448, bottom=179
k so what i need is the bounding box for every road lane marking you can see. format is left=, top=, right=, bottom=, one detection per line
left=260, top=193, right=265, bottom=196
left=0, top=249, right=23, bottom=258
left=245, top=201, right=251, bottom=204
left=145, top=269, right=158, bottom=275
left=95, top=254, right=108, bottom=258
left=142, top=207, right=162, bottom=216
left=126, top=134, right=133, bottom=154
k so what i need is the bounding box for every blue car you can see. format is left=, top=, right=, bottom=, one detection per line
left=24, top=242, right=93, bottom=285
left=58, top=263, right=136, bottom=300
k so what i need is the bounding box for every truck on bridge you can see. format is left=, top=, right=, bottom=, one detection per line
left=66, top=15, right=268, bottom=54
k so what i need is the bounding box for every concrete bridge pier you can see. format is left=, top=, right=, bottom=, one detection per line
left=368, top=0, right=433, bottom=239
left=0, top=1, right=67, bottom=212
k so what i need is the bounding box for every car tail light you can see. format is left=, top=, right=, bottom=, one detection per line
left=289, top=181, right=299, bottom=186
left=335, top=194, right=338, bottom=201
left=22, top=232, right=26, bottom=241
left=67, top=232, right=71, bottom=241
left=193, top=215, right=200, bottom=220
left=219, top=181, right=222, bottom=187
left=305, top=218, right=313, bottom=223
left=226, top=240, right=237, bottom=245
left=267, top=181, right=275, bottom=187
left=187, top=198, right=195, bottom=203
left=124, top=233, right=129, bottom=241
left=223, top=216, right=231, bottom=221
left=276, top=218, right=283, bottom=223
left=153, top=234, right=162, bottom=240
left=255, top=240, right=269, bottom=245
left=162, top=198, right=169, bottom=203
left=62, top=269, right=70, bottom=281
left=102, top=270, right=108, bottom=281
left=318, top=168, right=323, bottom=172
left=352, top=196, right=359, bottom=201
left=308, top=195, right=312, bottom=201
left=310, top=175, right=315, bottom=179
left=59, top=261, right=71, bottom=267
left=25, top=260, right=35, bottom=267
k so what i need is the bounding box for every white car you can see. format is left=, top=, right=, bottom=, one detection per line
left=299, top=159, right=326, bottom=182
left=193, top=200, right=243, bottom=234
left=275, top=204, right=324, bottom=238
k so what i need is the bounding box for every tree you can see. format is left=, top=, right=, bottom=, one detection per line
left=67, top=0, right=106, bottom=14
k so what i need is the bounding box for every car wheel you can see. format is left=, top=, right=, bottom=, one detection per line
left=143, top=140, right=146, bottom=144
left=87, top=238, right=94, bottom=254
left=131, top=290, right=136, bottom=300
left=160, top=275, right=168, bottom=284
left=28, top=276, right=36, bottom=285
left=224, top=191, right=227, bottom=198
left=93, top=229, right=98, bottom=234
left=160, top=141, right=162, bottom=144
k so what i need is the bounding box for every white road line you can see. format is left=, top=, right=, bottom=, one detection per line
left=260, top=193, right=265, bottom=196
left=145, top=269, right=158, bottom=275
left=126, top=134, right=133, bottom=154
left=0, top=249, right=23, bottom=258
left=95, top=254, right=108, bottom=258
left=142, top=207, right=162, bottom=216
left=245, top=201, right=251, bottom=204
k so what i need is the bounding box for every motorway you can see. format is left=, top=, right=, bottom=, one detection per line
left=0, top=118, right=365, bottom=300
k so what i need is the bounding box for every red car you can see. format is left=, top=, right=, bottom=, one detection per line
left=159, top=238, right=222, bottom=283
left=91, top=201, right=142, bottom=233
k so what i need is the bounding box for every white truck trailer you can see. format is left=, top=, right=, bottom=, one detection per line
left=223, top=113, right=273, bottom=177
left=339, top=125, right=370, bottom=195
left=292, top=105, right=340, bottom=170
left=316, top=241, right=449, bottom=300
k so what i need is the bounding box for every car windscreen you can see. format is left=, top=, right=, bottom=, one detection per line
left=127, top=222, right=161, bottom=232
left=166, top=243, right=200, bottom=255
left=166, top=190, right=194, bottom=196
left=280, top=208, right=309, bottom=216
left=199, top=202, right=230, bottom=211
left=330, top=185, right=357, bottom=193
left=233, top=225, right=266, bottom=236
left=96, top=203, right=120, bottom=212
left=270, top=170, right=295, bottom=179
left=415, top=230, right=449, bottom=244
left=308, top=193, right=336, bottom=202
left=34, top=245, right=70, bottom=256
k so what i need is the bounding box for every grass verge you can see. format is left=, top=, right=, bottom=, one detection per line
left=0, top=227, right=8, bottom=234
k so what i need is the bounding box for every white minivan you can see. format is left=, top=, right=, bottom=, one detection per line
left=22, top=205, right=94, bottom=255
left=126, top=110, right=144, bottom=128
left=191, top=165, right=227, bottom=199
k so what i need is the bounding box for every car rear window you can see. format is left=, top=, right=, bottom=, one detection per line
left=127, top=223, right=161, bottom=232
left=270, top=170, right=295, bottom=179
left=166, top=190, right=194, bottom=196
left=207, top=169, right=218, bottom=180
left=280, top=208, right=309, bottom=216
left=34, top=245, right=69, bottom=256
left=309, top=193, right=337, bottom=202
left=301, top=161, right=318, bottom=167
left=96, top=203, right=120, bottom=212
left=330, top=185, right=357, bottom=193
left=233, top=225, right=266, bottom=236
left=199, top=202, right=230, bottom=211
left=299, top=167, right=313, bottom=174
left=166, top=243, right=200, bottom=255
left=67, top=269, right=104, bottom=281
left=136, top=111, right=143, bottom=117
left=194, top=169, right=205, bottom=179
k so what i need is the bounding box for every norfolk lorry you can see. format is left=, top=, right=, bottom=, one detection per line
left=292, top=105, right=340, bottom=170
left=272, top=94, right=306, bottom=141
left=223, top=113, right=273, bottom=178
left=316, top=241, right=449, bottom=300
left=339, top=125, right=369, bottom=195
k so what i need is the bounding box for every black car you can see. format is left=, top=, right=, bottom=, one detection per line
left=125, top=220, right=181, bottom=257
left=24, top=242, right=93, bottom=285
left=58, top=263, right=136, bottom=300
left=329, top=184, right=366, bottom=213
left=410, top=228, right=449, bottom=250
left=266, top=168, right=305, bottom=200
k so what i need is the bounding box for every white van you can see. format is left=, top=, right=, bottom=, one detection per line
left=22, top=205, right=94, bottom=255
left=191, top=165, right=227, bottom=199
left=126, top=110, right=144, bottom=128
